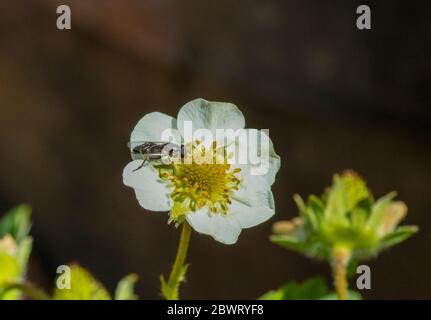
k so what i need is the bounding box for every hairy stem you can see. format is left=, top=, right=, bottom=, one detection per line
left=331, top=246, right=351, bottom=300
left=163, top=221, right=192, bottom=300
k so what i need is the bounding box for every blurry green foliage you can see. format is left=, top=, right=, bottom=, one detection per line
left=0, top=204, right=31, bottom=243
left=0, top=205, right=138, bottom=300
left=271, top=171, right=418, bottom=262
left=259, top=277, right=361, bottom=300
left=53, top=264, right=138, bottom=300
left=0, top=205, right=33, bottom=300
left=53, top=264, right=111, bottom=300
left=0, top=171, right=420, bottom=301
left=115, top=273, right=139, bottom=300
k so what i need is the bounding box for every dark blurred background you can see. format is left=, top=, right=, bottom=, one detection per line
left=0, top=0, right=430, bottom=299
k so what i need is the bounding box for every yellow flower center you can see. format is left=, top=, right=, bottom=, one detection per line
left=156, top=141, right=241, bottom=222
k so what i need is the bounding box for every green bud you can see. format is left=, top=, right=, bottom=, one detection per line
left=271, top=170, right=418, bottom=262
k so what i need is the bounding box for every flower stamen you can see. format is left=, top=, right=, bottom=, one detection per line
left=156, top=142, right=241, bottom=222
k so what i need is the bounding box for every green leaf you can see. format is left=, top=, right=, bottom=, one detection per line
left=307, top=195, right=325, bottom=229
left=294, top=194, right=318, bottom=230
left=259, top=277, right=328, bottom=300
left=15, top=238, right=33, bottom=275
left=270, top=235, right=307, bottom=254
left=0, top=205, right=32, bottom=243
left=271, top=171, right=417, bottom=268
left=0, top=251, right=21, bottom=300
left=377, top=226, right=418, bottom=250
left=160, top=264, right=189, bottom=300
left=0, top=252, right=20, bottom=287
left=346, top=258, right=359, bottom=279
left=258, top=288, right=284, bottom=300
left=293, top=194, right=307, bottom=216
left=324, top=172, right=370, bottom=225
left=367, top=192, right=397, bottom=230
left=324, top=175, right=349, bottom=225
left=271, top=233, right=330, bottom=260
left=1, top=281, right=50, bottom=300
left=0, top=235, right=32, bottom=300
left=0, top=288, right=20, bottom=300
left=115, top=274, right=138, bottom=300
left=339, top=172, right=370, bottom=212
left=350, top=206, right=369, bottom=231
left=320, top=290, right=362, bottom=300
left=53, top=264, right=111, bottom=300
left=160, top=275, right=171, bottom=299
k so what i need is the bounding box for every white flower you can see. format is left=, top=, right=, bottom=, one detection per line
left=123, top=98, right=281, bottom=244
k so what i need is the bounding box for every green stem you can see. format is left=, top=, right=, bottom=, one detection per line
left=3, top=281, right=50, bottom=300
left=162, top=222, right=192, bottom=300
left=331, top=246, right=351, bottom=300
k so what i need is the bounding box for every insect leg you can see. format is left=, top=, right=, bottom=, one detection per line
left=133, top=158, right=147, bottom=172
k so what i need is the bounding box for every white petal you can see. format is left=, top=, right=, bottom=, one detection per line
left=231, top=174, right=275, bottom=228
left=236, top=129, right=280, bottom=186
left=177, top=98, right=245, bottom=141
left=232, top=174, right=274, bottom=208
left=123, top=161, right=171, bottom=211
left=230, top=198, right=275, bottom=229
left=130, top=112, right=180, bottom=144
left=186, top=208, right=242, bottom=245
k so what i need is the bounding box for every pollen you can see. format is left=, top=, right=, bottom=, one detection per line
left=156, top=141, right=241, bottom=221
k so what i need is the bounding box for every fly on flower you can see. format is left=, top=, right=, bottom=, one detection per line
left=127, top=141, right=185, bottom=171
left=123, top=98, right=281, bottom=244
